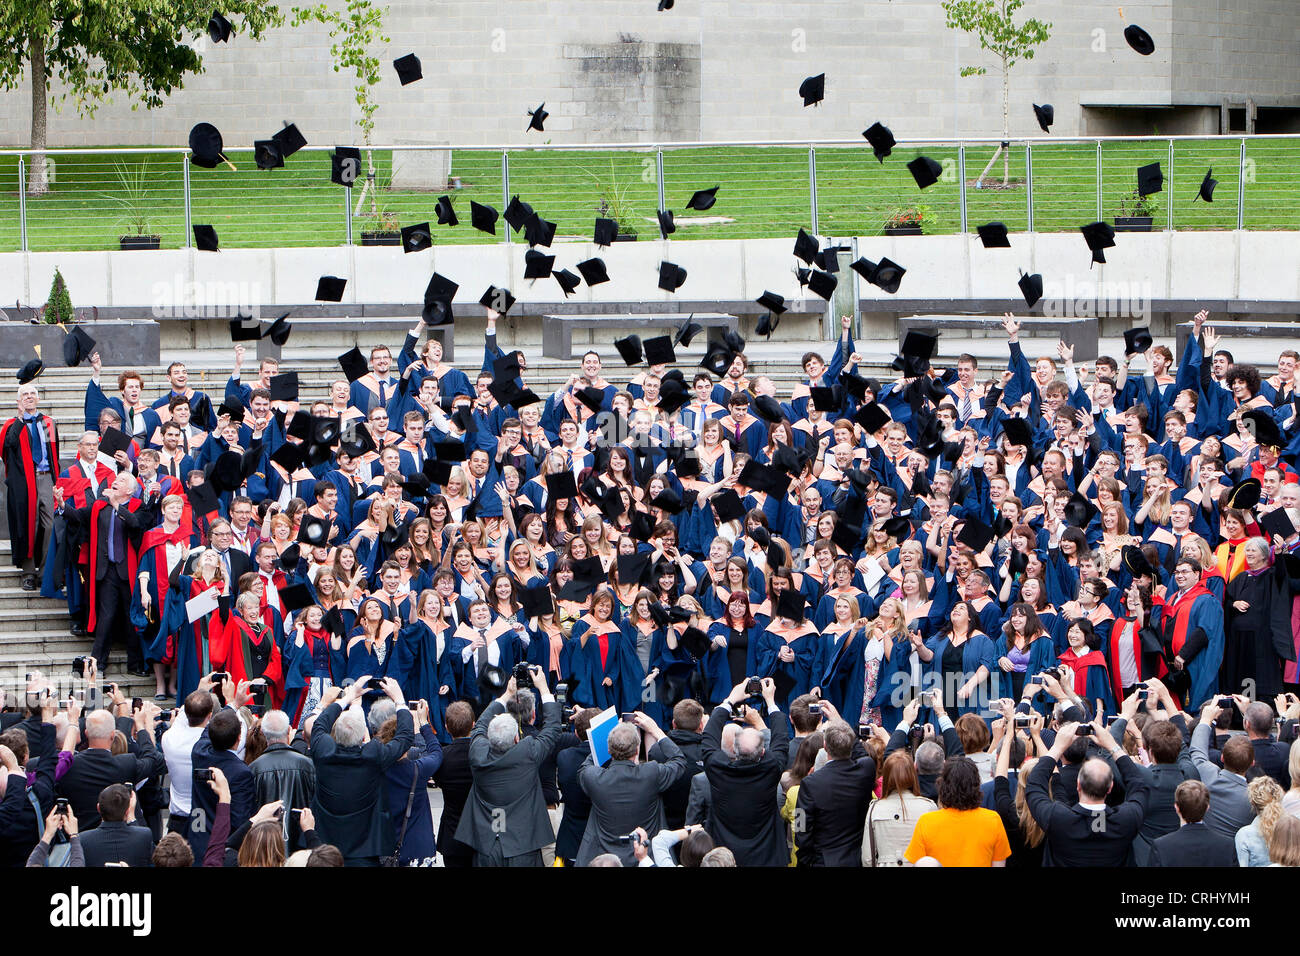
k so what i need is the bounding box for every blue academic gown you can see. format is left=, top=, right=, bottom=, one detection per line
left=564, top=618, right=635, bottom=712
left=923, top=631, right=998, bottom=717
left=754, top=623, right=823, bottom=707
left=818, top=627, right=866, bottom=727
left=390, top=620, right=458, bottom=741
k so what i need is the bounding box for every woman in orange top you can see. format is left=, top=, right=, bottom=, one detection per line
left=1214, top=508, right=1255, bottom=583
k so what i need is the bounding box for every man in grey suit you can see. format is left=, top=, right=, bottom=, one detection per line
left=78, top=784, right=154, bottom=867
left=455, top=666, right=562, bottom=867
left=1189, top=699, right=1255, bottom=839
left=577, top=711, right=687, bottom=866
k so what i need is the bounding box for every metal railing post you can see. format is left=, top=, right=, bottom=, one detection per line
left=1025, top=144, right=1034, bottom=233
left=17, top=157, right=27, bottom=252
left=1096, top=141, right=1103, bottom=222
left=182, top=156, right=192, bottom=248
left=958, top=145, right=968, bottom=233
left=808, top=146, right=818, bottom=234
left=655, top=147, right=666, bottom=220
left=1167, top=138, right=1174, bottom=230
left=345, top=181, right=353, bottom=245
left=1237, top=138, right=1246, bottom=230
left=501, top=151, right=511, bottom=245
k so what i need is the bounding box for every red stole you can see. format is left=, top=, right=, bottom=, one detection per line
left=1059, top=647, right=1106, bottom=696
left=86, top=498, right=143, bottom=632
left=1165, top=583, right=1211, bottom=656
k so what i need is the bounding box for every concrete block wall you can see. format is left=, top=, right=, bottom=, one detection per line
left=1, top=0, right=1297, bottom=150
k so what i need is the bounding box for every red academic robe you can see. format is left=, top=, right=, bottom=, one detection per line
left=0, top=414, right=60, bottom=564
left=213, top=617, right=285, bottom=709
left=85, top=498, right=145, bottom=633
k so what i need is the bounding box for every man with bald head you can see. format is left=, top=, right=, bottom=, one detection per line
left=1024, top=716, right=1150, bottom=866
left=56, top=702, right=165, bottom=829
left=700, top=677, right=790, bottom=867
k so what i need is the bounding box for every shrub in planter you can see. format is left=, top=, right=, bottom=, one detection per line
left=43, top=268, right=73, bottom=324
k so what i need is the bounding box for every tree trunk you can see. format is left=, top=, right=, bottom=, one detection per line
left=27, top=39, right=49, bottom=197
left=1001, top=55, right=1010, bottom=186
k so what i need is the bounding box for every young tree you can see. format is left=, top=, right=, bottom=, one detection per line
left=43, top=267, right=72, bottom=324
left=0, top=2, right=283, bottom=197
left=942, top=0, right=1052, bottom=188
left=291, top=0, right=389, bottom=219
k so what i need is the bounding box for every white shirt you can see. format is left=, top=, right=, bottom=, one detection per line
left=161, top=721, right=207, bottom=816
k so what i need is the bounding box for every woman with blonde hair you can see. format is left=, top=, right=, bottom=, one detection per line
left=1268, top=814, right=1300, bottom=866
left=238, top=821, right=287, bottom=868
left=816, top=594, right=869, bottom=726
left=1236, top=775, right=1286, bottom=867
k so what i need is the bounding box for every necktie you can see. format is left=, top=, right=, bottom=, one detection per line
left=378, top=380, right=388, bottom=407
left=734, top=421, right=742, bottom=444
left=476, top=628, right=489, bottom=671
left=106, top=507, right=119, bottom=563
left=126, top=408, right=136, bottom=435
left=960, top=390, right=972, bottom=422
left=25, top=417, right=45, bottom=470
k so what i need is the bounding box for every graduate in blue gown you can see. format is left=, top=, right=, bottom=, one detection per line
left=923, top=601, right=998, bottom=718
left=563, top=589, right=638, bottom=712
left=345, top=597, right=398, bottom=687
left=281, top=605, right=348, bottom=727
left=1057, top=618, right=1118, bottom=718
left=390, top=590, right=458, bottom=741
left=815, top=607, right=868, bottom=728
left=753, top=593, right=823, bottom=708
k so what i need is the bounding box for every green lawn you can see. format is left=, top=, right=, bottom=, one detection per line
left=0, top=138, right=1295, bottom=253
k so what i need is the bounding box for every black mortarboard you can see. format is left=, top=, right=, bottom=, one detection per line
left=186, top=480, right=220, bottom=517
left=839, top=370, right=870, bottom=403
left=1242, top=409, right=1283, bottom=449
left=571, top=556, right=605, bottom=588
left=1124, top=23, right=1155, bottom=56
left=489, top=377, right=542, bottom=409
left=627, top=510, right=655, bottom=543
left=616, top=552, right=652, bottom=590
left=62, top=326, right=97, bottom=367
left=685, top=187, right=718, bottom=211
left=545, top=471, right=577, bottom=501
left=808, top=386, right=843, bottom=414
left=755, top=310, right=780, bottom=338
left=193, top=224, right=219, bottom=252
left=1001, top=416, right=1032, bottom=449
left=527, top=102, right=548, bottom=132
left=434, top=194, right=458, bottom=226
left=432, top=440, right=466, bottom=463
left=470, top=201, right=498, bottom=235
left=270, top=441, right=304, bottom=474
left=340, top=423, right=375, bottom=459
left=642, top=335, right=676, bottom=367
left=265, top=311, right=292, bottom=347
left=400, top=473, right=431, bottom=498
left=450, top=405, right=476, bottom=434
left=867, top=257, right=906, bottom=294
left=657, top=208, right=676, bottom=239
left=756, top=291, right=788, bottom=319
left=863, top=122, right=895, bottom=163
left=423, top=271, right=459, bottom=320
left=831, top=520, right=863, bottom=554
left=907, top=156, right=943, bottom=189
left=1064, top=491, right=1099, bottom=528
left=491, top=351, right=524, bottom=382
left=1080, top=222, right=1115, bottom=264
left=679, top=626, right=710, bottom=660
left=253, top=139, right=284, bottom=170
left=898, top=330, right=937, bottom=371
left=524, top=250, right=556, bottom=280
left=297, top=515, right=330, bottom=547
left=1260, top=508, right=1296, bottom=541
left=1195, top=168, right=1218, bottom=203
left=884, top=515, right=913, bottom=543
left=479, top=285, right=516, bottom=315
left=268, top=371, right=299, bottom=403
left=393, top=53, right=422, bottom=85
left=777, top=590, right=805, bottom=623
left=657, top=261, right=687, bottom=293
left=807, top=269, right=837, bottom=300
left=977, top=222, right=1011, bottom=248
left=337, top=347, right=368, bottom=383
left=378, top=525, right=405, bottom=549
left=798, top=73, right=825, bottom=107
left=476, top=664, right=509, bottom=697
left=674, top=315, right=704, bottom=348
left=311, top=416, right=341, bottom=447
left=205, top=455, right=242, bottom=498
left=852, top=398, right=883, bottom=431
left=739, top=460, right=790, bottom=496
left=99, top=426, right=131, bottom=459
left=217, top=401, right=244, bottom=424
left=793, top=228, right=819, bottom=265
left=523, top=213, right=556, bottom=248
left=752, top=394, right=785, bottom=425
left=400, top=222, right=432, bottom=254
left=330, top=147, right=361, bottom=187
left=188, top=122, right=228, bottom=169
left=577, top=258, right=609, bottom=286
left=1123, top=327, right=1153, bottom=355
left=315, top=275, right=346, bottom=302
left=279, top=582, right=315, bottom=613
left=574, top=386, right=605, bottom=414
left=503, top=196, right=533, bottom=233
left=1121, top=544, right=1157, bottom=580
left=700, top=344, right=732, bottom=378
left=207, top=12, right=233, bottom=43
left=230, top=315, right=261, bottom=342
left=593, top=217, right=618, bottom=247
left=550, top=269, right=578, bottom=298
left=271, top=124, right=307, bottom=160
left=1137, top=162, right=1163, bottom=197
left=642, top=486, right=679, bottom=516
left=519, top=583, right=555, bottom=619
left=710, top=489, right=745, bottom=523
left=956, top=517, right=993, bottom=553
left=1033, top=103, right=1054, bottom=133
left=1019, top=271, right=1044, bottom=309
left=423, top=459, right=453, bottom=485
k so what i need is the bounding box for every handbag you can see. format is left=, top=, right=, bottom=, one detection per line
left=380, top=762, right=421, bottom=868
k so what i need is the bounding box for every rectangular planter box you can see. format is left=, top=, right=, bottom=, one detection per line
left=1114, top=217, right=1153, bottom=232
left=884, top=225, right=923, bottom=236
left=360, top=232, right=401, bottom=246
left=0, top=319, right=161, bottom=367
left=119, top=236, right=162, bottom=251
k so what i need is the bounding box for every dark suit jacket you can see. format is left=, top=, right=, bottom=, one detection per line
left=1025, top=754, right=1149, bottom=866
left=661, top=729, right=704, bottom=830
left=555, top=739, right=592, bottom=862
left=793, top=754, right=876, bottom=867
left=576, top=736, right=688, bottom=866
left=56, top=731, right=166, bottom=829
left=0, top=723, right=56, bottom=867
left=701, top=705, right=790, bottom=867
left=455, top=699, right=562, bottom=858
left=432, top=737, right=473, bottom=858
left=64, top=496, right=158, bottom=580
left=190, top=720, right=256, bottom=861
left=1250, top=737, right=1291, bottom=790
left=1149, top=822, right=1238, bottom=867
left=80, top=820, right=154, bottom=867
left=311, top=702, right=415, bottom=861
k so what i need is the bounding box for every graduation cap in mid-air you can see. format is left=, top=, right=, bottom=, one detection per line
left=1019, top=271, right=1044, bottom=309
left=593, top=217, right=619, bottom=247
left=863, top=122, right=895, bottom=163
left=1137, top=162, right=1163, bottom=197
left=1194, top=168, right=1218, bottom=203
left=479, top=286, right=516, bottom=316
left=330, top=147, right=361, bottom=187
left=643, top=335, right=676, bottom=367
left=1063, top=491, right=1100, bottom=529
left=337, top=347, right=368, bottom=384
left=1122, top=327, right=1153, bottom=356
left=1242, top=409, right=1283, bottom=450
left=1080, top=221, right=1115, bottom=266
left=576, top=258, right=609, bottom=286
left=400, top=222, right=432, bottom=254
left=253, top=139, right=284, bottom=170
left=657, top=261, right=687, bottom=293
left=315, top=275, right=347, bottom=302
left=798, top=73, right=825, bottom=107
left=1033, top=103, right=1054, bottom=133
left=907, top=156, right=943, bottom=189
left=193, top=224, right=219, bottom=252
left=434, top=195, right=458, bottom=226
left=207, top=12, right=233, bottom=43
left=470, top=201, right=499, bottom=235
left=1123, top=22, right=1155, bottom=56
left=977, top=222, right=1011, bottom=248
left=685, top=187, right=718, bottom=211
left=62, top=326, right=97, bottom=367
left=674, top=314, right=704, bottom=348
left=393, top=53, right=423, bottom=85
left=657, top=209, right=676, bottom=239
left=527, top=103, right=549, bottom=132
